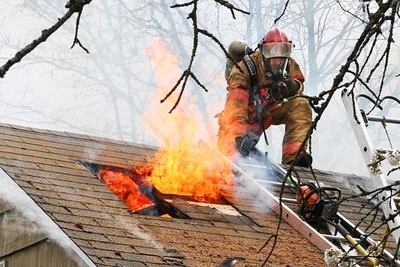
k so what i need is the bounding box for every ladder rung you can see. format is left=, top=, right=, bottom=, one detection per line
left=254, top=179, right=296, bottom=188
left=281, top=197, right=297, bottom=203
left=392, top=197, right=400, bottom=203
left=323, top=234, right=360, bottom=243
left=367, top=115, right=400, bottom=124
left=375, top=148, right=399, bottom=153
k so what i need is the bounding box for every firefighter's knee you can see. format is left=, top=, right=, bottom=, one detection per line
left=281, top=98, right=311, bottom=133
left=290, top=97, right=312, bottom=121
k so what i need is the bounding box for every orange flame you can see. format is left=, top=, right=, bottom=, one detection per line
left=135, top=37, right=234, bottom=202
left=99, top=169, right=155, bottom=212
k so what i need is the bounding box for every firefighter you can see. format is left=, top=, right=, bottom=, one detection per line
left=218, top=28, right=313, bottom=167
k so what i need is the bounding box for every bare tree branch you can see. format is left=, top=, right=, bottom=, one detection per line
left=274, top=0, right=290, bottom=24
left=0, top=0, right=92, bottom=78
left=213, top=0, right=250, bottom=18
left=164, top=0, right=250, bottom=113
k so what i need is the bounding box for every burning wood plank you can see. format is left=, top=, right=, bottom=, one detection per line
left=99, top=169, right=156, bottom=213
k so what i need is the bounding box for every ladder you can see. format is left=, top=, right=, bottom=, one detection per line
left=341, top=89, right=400, bottom=244
left=199, top=139, right=336, bottom=250
left=236, top=156, right=399, bottom=266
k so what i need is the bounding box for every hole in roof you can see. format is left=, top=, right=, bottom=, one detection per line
left=81, top=162, right=243, bottom=219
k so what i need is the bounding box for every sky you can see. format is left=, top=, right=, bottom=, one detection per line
left=0, top=0, right=399, bottom=178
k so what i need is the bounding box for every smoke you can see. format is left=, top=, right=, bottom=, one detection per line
left=114, top=215, right=164, bottom=251
left=229, top=154, right=283, bottom=212
left=83, top=142, right=107, bottom=162
left=329, top=173, right=365, bottom=195
left=0, top=169, right=95, bottom=267
left=1, top=211, right=43, bottom=236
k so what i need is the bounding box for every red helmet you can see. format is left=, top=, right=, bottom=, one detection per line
left=261, top=28, right=292, bottom=59
left=263, top=28, right=289, bottom=44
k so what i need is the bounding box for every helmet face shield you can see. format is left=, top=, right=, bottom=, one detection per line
left=261, top=42, right=293, bottom=59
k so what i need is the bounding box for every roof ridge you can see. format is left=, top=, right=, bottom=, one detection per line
left=0, top=122, right=158, bottom=149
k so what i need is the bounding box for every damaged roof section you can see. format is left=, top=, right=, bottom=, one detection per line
left=82, top=162, right=255, bottom=225
left=0, top=123, right=328, bottom=266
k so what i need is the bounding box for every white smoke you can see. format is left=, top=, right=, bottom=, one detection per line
left=230, top=154, right=282, bottom=212
left=114, top=215, right=165, bottom=251
left=83, top=142, right=106, bottom=162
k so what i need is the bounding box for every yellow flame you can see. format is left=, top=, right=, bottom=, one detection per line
left=139, top=37, right=233, bottom=202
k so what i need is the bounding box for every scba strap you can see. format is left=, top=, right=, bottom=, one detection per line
left=243, top=54, right=257, bottom=89
left=242, top=52, right=270, bottom=145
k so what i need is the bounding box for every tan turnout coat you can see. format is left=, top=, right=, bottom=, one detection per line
left=218, top=50, right=312, bottom=164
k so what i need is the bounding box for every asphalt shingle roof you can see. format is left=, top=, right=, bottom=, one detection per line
left=1, top=122, right=393, bottom=266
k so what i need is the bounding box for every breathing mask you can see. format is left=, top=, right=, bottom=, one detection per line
left=262, top=42, right=293, bottom=80
left=261, top=42, right=294, bottom=102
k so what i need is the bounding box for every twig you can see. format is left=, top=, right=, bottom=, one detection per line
left=66, top=0, right=92, bottom=53
left=70, top=9, right=89, bottom=53
left=274, top=0, right=290, bottom=24
left=165, top=0, right=250, bottom=112
left=213, top=0, right=250, bottom=18
left=0, top=0, right=92, bottom=78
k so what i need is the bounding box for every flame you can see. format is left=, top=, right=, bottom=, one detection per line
left=135, top=37, right=234, bottom=202
left=99, top=169, right=155, bottom=212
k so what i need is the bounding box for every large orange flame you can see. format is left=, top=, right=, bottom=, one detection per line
left=135, top=37, right=234, bottom=202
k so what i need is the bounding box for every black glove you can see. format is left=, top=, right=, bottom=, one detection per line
left=235, top=131, right=260, bottom=156
left=284, top=76, right=300, bottom=96
left=271, top=76, right=300, bottom=102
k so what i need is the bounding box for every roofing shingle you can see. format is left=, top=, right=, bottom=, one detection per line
left=1, top=122, right=381, bottom=266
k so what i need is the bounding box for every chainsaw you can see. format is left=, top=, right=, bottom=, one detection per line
left=297, top=181, right=341, bottom=223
